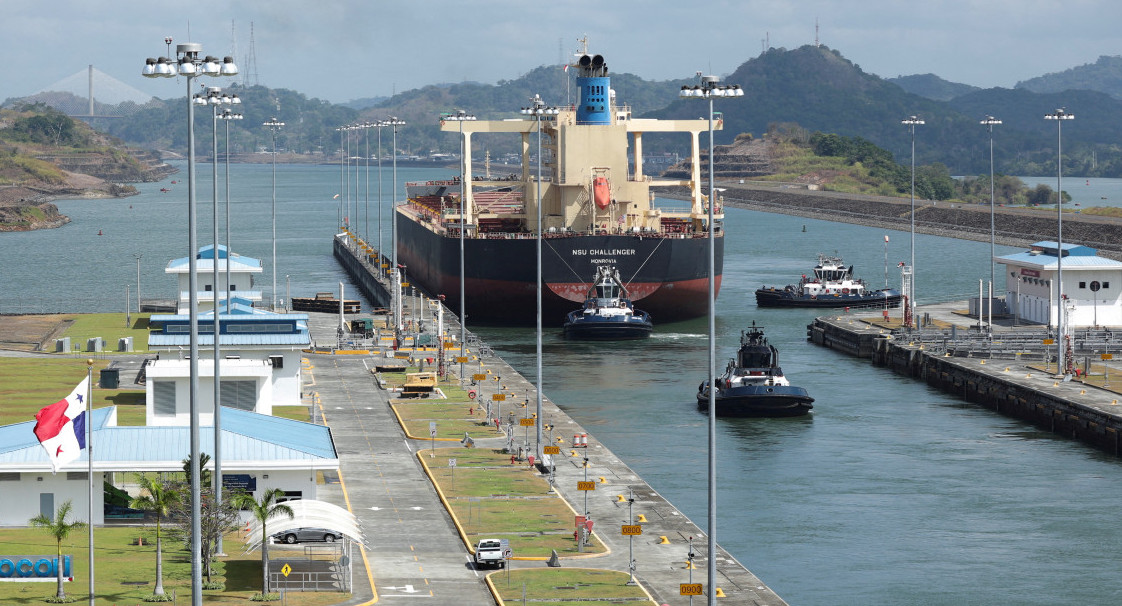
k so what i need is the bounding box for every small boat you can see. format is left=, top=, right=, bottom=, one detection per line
left=160, top=188, right=170, bottom=192
left=697, top=322, right=813, bottom=417
left=562, top=266, right=653, bottom=340
left=755, top=253, right=902, bottom=309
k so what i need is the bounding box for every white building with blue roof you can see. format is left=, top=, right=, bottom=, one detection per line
left=0, top=407, right=338, bottom=526
left=997, top=241, right=1122, bottom=327
left=167, top=244, right=263, bottom=313
left=145, top=304, right=311, bottom=424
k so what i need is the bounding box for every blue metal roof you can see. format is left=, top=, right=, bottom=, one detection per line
left=167, top=245, right=262, bottom=271
left=148, top=308, right=311, bottom=348
left=1029, top=241, right=1098, bottom=256
left=0, top=407, right=335, bottom=467
left=148, top=333, right=311, bottom=347
left=997, top=252, right=1122, bottom=269
left=0, top=408, right=113, bottom=456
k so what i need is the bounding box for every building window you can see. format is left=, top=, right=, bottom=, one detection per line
left=1079, top=281, right=1086, bottom=289
left=0, top=473, right=18, bottom=481
left=66, top=472, right=88, bottom=481
left=278, top=491, right=303, bottom=503
left=1105, top=282, right=1111, bottom=289
left=205, top=285, right=212, bottom=292
left=221, top=380, right=257, bottom=411
left=154, top=381, right=176, bottom=416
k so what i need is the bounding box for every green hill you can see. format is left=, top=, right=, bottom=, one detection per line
left=1016, top=55, right=1122, bottom=99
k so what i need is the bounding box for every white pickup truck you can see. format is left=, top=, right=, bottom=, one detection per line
left=474, top=538, right=510, bottom=569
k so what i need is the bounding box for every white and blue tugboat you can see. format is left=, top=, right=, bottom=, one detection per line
left=755, top=253, right=902, bottom=309
left=562, top=266, right=653, bottom=340
left=697, top=322, right=814, bottom=417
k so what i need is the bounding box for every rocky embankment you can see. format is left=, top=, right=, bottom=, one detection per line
left=0, top=151, right=173, bottom=232
left=717, top=184, right=1122, bottom=260
left=0, top=192, right=68, bottom=231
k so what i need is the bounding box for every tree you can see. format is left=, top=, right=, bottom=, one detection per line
left=29, top=499, right=86, bottom=601
left=181, top=452, right=212, bottom=488
left=167, top=483, right=243, bottom=584
left=232, top=489, right=294, bottom=594
left=129, top=474, right=181, bottom=597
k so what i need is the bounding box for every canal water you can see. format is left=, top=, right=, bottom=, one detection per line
left=4, top=162, right=1122, bottom=604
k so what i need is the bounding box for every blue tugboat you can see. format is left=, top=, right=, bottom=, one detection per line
left=563, top=266, right=653, bottom=340
left=697, top=322, right=813, bottom=417
left=755, top=253, right=902, bottom=309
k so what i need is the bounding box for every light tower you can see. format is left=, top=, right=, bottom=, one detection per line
left=143, top=42, right=238, bottom=606
left=679, top=72, right=743, bottom=606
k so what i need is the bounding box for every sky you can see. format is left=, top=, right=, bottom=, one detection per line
left=2, top=0, right=1121, bottom=105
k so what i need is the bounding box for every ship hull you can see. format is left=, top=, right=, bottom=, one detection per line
left=696, top=384, right=814, bottom=417
left=563, top=313, right=653, bottom=340
left=755, top=287, right=903, bottom=309
left=396, top=212, right=723, bottom=325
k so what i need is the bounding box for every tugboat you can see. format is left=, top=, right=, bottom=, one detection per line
left=696, top=322, right=813, bottom=417
left=755, top=253, right=902, bottom=309
left=563, top=266, right=653, bottom=340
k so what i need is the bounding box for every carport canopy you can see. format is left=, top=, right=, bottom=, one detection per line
left=242, top=499, right=365, bottom=550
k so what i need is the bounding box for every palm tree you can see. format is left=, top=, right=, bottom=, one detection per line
left=29, top=499, right=86, bottom=600
left=232, top=488, right=294, bottom=594
left=129, top=474, right=181, bottom=596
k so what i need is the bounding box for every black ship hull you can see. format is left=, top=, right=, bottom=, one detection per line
left=755, top=287, right=903, bottom=309
left=396, top=213, right=723, bottom=325
left=562, top=313, right=653, bottom=340
left=696, top=384, right=814, bottom=417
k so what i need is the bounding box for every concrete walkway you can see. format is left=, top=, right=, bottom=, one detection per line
left=303, top=312, right=788, bottom=605
left=305, top=346, right=493, bottom=604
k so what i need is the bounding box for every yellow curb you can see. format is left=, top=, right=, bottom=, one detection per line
left=482, top=567, right=655, bottom=606
left=417, top=446, right=614, bottom=561
left=388, top=401, right=489, bottom=439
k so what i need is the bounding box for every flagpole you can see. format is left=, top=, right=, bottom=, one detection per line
left=86, top=359, right=94, bottom=606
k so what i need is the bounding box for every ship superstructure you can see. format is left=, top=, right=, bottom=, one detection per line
left=396, top=47, right=726, bottom=324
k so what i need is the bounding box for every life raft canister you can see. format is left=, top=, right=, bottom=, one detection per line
left=593, top=176, right=611, bottom=209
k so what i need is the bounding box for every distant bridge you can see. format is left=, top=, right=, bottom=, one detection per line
left=14, top=65, right=159, bottom=119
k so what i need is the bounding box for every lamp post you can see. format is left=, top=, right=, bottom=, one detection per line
left=441, top=110, right=476, bottom=384
left=521, top=96, right=558, bottom=460
left=679, top=74, right=742, bottom=606
left=981, top=116, right=1001, bottom=326
left=362, top=121, right=373, bottom=245
left=336, top=126, right=345, bottom=228
left=375, top=120, right=386, bottom=263
left=901, top=116, right=924, bottom=328
left=263, top=117, right=284, bottom=311
left=219, top=109, right=242, bottom=300
left=144, top=42, right=237, bottom=606
left=199, top=87, right=239, bottom=559
left=384, top=117, right=406, bottom=334
left=1045, top=108, right=1074, bottom=374
left=134, top=253, right=142, bottom=312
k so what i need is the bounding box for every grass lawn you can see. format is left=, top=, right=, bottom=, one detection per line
left=61, top=313, right=153, bottom=354
left=489, top=568, right=652, bottom=605
left=272, top=405, right=311, bottom=422
left=423, top=448, right=606, bottom=557
left=0, top=527, right=348, bottom=605
left=0, top=358, right=145, bottom=426
left=392, top=400, right=505, bottom=440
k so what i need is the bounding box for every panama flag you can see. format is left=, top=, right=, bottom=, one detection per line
left=33, top=377, right=90, bottom=472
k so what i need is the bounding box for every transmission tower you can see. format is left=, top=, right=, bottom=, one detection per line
left=243, top=21, right=259, bottom=87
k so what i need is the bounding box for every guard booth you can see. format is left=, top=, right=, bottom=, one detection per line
left=243, top=499, right=365, bottom=594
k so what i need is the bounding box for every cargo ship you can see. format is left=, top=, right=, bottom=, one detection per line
left=395, top=47, right=725, bottom=325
